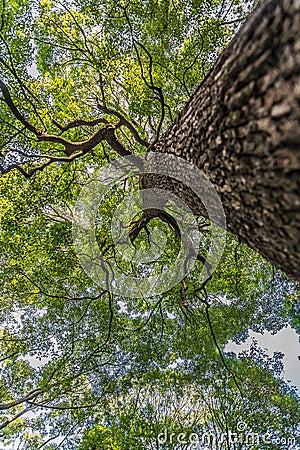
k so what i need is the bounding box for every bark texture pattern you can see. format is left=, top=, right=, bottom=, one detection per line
left=144, top=0, right=300, bottom=281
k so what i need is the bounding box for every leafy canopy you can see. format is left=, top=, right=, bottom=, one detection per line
left=0, top=0, right=299, bottom=449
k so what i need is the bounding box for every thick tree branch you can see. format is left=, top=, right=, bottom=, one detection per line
left=97, top=103, right=150, bottom=148
left=0, top=80, right=133, bottom=157
left=0, top=79, right=39, bottom=134
left=0, top=80, right=146, bottom=176
left=0, top=389, right=42, bottom=411
left=0, top=405, right=37, bottom=431
left=0, top=28, right=47, bottom=128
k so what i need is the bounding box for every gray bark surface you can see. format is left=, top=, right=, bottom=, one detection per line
left=144, top=0, right=300, bottom=281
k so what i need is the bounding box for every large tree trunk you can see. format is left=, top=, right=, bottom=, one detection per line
left=145, top=0, right=300, bottom=281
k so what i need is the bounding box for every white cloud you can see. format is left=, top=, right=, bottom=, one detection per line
left=225, top=325, right=300, bottom=391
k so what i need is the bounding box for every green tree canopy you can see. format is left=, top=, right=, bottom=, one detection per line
left=0, top=0, right=299, bottom=448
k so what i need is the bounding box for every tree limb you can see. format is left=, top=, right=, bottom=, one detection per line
left=0, top=405, right=37, bottom=431
left=97, top=102, right=150, bottom=148
left=0, top=80, right=135, bottom=161
left=0, top=79, right=39, bottom=134
left=52, top=117, right=108, bottom=132
left=0, top=389, right=42, bottom=411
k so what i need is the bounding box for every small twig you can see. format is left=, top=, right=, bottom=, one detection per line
left=52, top=117, right=108, bottom=132
left=195, top=291, right=244, bottom=397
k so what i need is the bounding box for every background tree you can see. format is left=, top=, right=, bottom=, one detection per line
left=1, top=0, right=299, bottom=279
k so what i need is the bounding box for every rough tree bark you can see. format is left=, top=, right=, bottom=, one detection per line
left=143, top=0, right=300, bottom=281
left=0, top=0, right=299, bottom=281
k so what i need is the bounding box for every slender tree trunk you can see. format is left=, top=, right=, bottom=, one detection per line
left=145, top=0, right=300, bottom=281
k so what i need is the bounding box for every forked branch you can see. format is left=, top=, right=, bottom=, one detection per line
left=0, top=80, right=143, bottom=176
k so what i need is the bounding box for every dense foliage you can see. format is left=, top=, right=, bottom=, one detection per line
left=0, top=0, right=299, bottom=448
